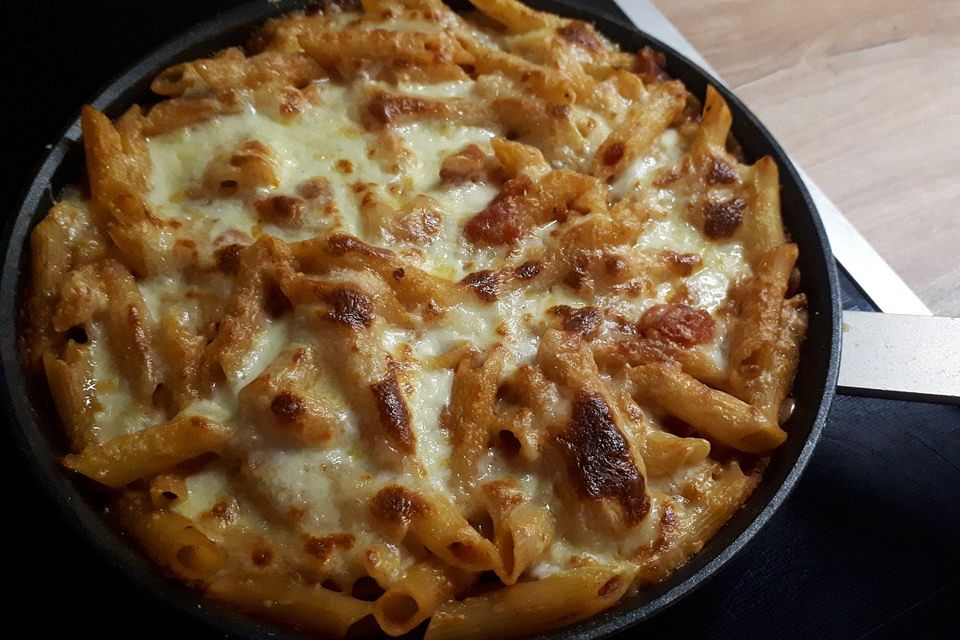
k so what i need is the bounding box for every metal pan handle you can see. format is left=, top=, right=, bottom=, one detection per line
left=838, top=311, right=960, bottom=404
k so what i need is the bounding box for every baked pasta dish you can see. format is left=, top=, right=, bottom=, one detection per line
left=21, top=0, right=807, bottom=637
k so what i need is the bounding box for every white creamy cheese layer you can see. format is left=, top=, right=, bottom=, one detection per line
left=77, top=63, right=753, bottom=580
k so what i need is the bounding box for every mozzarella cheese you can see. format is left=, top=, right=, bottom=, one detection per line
left=36, top=4, right=788, bottom=627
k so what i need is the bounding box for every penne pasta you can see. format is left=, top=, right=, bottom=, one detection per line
left=26, top=2, right=808, bottom=635
left=63, top=415, right=234, bottom=488
left=373, top=559, right=469, bottom=636
left=209, top=572, right=373, bottom=636
left=119, top=492, right=227, bottom=581
left=424, top=566, right=633, bottom=640
left=628, top=362, right=786, bottom=453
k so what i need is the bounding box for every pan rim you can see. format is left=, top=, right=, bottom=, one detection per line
left=0, top=1, right=842, bottom=638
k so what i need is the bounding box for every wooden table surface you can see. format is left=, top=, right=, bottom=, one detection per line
left=656, top=0, right=960, bottom=317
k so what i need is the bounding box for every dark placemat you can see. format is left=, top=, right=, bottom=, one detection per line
left=3, top=1, right=957, bottom=637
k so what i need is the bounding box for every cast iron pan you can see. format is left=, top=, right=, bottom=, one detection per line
left=0, top=0, right=841, bottom=638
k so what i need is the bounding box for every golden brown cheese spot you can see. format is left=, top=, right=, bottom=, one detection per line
left=324, top=287, right=373, bottom=328
left=202, top=139, right=278, bottom=198
left=556, top=20, right=602, bottom=52
left=636, top=46, right=670, bottom=83
left=702, top=198, right=745, bottom=239
left=549, top=305, right=602, bottom=339
left=270, top=391, right=305, bottom=422
left=251, top=540, right=274, bottom=567
left=553, top=393, right=649, bottom=526
left=297, top=176, right=333, bottom=200
left=254, top=195, right=306, bottom=228
left=461, top=270, right=501, bottom=303
left=439, top=144, right=486, bottom=185
left=214, top=243, right=245, bottom=274
left=514, top=260, right=543, bottom=280
left=370, top=484, right=430, bottom=526
left=327, top=233, right=395, bottom=259
left=481, top=479, right=524, bottom=512
left=563, top=254, right=591, bottom=290
left=336, top=159, right=354, bottom=174
left=263, top=279, right=293, bottom=318
left=392, top=196, right=443, bottom=242
left=370, top=373, right=415, bottom=453
left=207, top=498, right=239, bottom=526
left=601, top=141, right=626, bottom=167
left=463, top=175, right=534, bottom=246
left=365, top=91, right=433, bottom=128
left=706, top=157, right=738, bottom=185
left=304, top=533, right=355, bottom=563
left=639, top=303, right=715, bottom=347
left=547, top=103, right=573, bottom=119
left=659, top=250, right=703, bottom=277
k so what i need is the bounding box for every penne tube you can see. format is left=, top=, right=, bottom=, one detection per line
left=100, top=258, right=162, bottom=402
left=373, top=559, right=469, bottom=636
left=42, top=343, right=98, bottom=452
left=628, top=362, right=786, bottom=453
left=151, top=48, right=325, bottom=97
left=727, top=243, right=798, bottom=402
left=494, top=504, right=555, bottom=584
left=370, top=485, right=501, bottom=573
left=424, top=565, right=632, bottom=640
left=491, top=137, right=550, bottom=179
left=447, top=346, right=506, bottom=486
left=467, top=0, right=555, bottom=32
left=63, top=415, right=234, bottom=488
left=591, top=81, right=686, bottom=181
left=300, top=28, right=465, bottom=68
left=157, top=310, right=207, bottom=412
left=142, top=91, right=246, bottom=136
left=237, top=344, right=341, bottom=445
left=742, top=156, right=787, bottom=261
left=640, top=429, right=711, bottom=478
left=209, top=572, right=374, bottom=636
left=148, top=472, right=188, bottom=509
left=119, top=492, right=226, bottom=581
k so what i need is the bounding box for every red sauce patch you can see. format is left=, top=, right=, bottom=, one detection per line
left=553, top=393, right=649, bottom=525
left=463, top=175, right=533, bottom=245
left=702, top=198, right=745, bottom=239
left=639, top=303, right=715, bottom=347
left=370, top=373, right=415, bottom=453
left=439, top=144, right=485, bottom=185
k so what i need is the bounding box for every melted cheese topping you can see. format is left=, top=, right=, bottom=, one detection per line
left=27, top=3, right=800, bottom=635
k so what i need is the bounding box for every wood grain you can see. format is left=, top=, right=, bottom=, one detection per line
left=656, top=0, right=960, bottom=316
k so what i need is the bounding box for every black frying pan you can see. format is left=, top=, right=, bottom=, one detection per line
left=0, top=1, right=841, bottom=638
